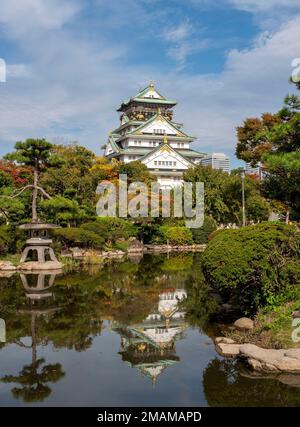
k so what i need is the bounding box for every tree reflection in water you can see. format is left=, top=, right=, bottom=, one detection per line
left=0, top=254, right=215, bottom=401
left=2, top=358, right=64, bottom=402
left=1, top=272, right=65, bottom=402
left=3, top=254, right=299, bottom=405
left=203, top=358, right=300, bottom=407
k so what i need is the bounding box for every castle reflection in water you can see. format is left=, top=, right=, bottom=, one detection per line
left=3, top=269, right=188, bottom=387
left=113, top=288, right=187, bottom=385
left=1, top=255, right=299, bottom=407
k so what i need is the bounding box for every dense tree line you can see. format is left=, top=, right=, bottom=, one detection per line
left=0, top=78, right=299, bottom=255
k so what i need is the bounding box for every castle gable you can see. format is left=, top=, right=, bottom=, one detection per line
left=141, top=143, right=192, bottom=170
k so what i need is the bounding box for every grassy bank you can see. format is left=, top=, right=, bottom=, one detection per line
left=222, top=287, right=300, bottom=349
left=0, top=253, right=20, bottom=266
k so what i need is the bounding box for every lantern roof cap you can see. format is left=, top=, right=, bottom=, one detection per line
left=19, top=222, right=60, bottom=230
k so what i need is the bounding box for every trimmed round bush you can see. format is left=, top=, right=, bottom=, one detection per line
left=201, top=223, right=300, bottom=313
left=95, top=217, right=137, bottom=242
left=54, top=227, right=105, bottom=249
left=157, top=226, right=193, bottom=245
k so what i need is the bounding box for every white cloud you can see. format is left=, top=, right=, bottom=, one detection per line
left=163, top=22, right=193, bottom=42
left=0, top=0, right=300, bottom=169
left=167, top=39, right=210, bottom=70
left=0, top=0, right=81, bottom=37
left=168, top=15, right=300, bottom=159
left=229, top=0, right=300, bottom=12
left=6, top=64, right=31, bottom=78
left=163, top=21, right=209, bottom=69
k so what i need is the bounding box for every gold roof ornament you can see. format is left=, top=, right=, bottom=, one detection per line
left=163, top=133, right=169, bottom=144
left=157, top=107, right=161, bottom=115
left=137, top=343, right=146, bottom=352
left=149, top=80, right=154, bottom=88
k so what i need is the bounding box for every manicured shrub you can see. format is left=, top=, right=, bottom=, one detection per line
left=54, top=228, right=105, bottom=249
left=201, top=223, right=300, bottom=313
left=95, top=217, right=137, bottom=242
left=53, top=218, right=137, bottom=249
left=156, top=226, right=193, bottom=245
left=207, top=229, right=222, bottom=241
left=192, top=216, right=217, bottom=244
left=81, top=221, right=110, bottom=241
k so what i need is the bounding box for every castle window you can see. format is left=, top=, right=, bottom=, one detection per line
left=153, top=129, right=164, bottom=135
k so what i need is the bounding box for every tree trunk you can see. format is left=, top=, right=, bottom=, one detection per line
left=285, top=208, right=290, bottom=225
left=32, top=167, right=38, bottom=222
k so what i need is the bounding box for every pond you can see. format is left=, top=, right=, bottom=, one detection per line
left=0, top=253, right=300, bottom=407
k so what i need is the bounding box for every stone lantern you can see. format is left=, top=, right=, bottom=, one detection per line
left=19, top=222, right=63, bottom=270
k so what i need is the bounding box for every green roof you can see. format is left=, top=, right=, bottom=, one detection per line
left=112, top=119, right=142, bottom=134
left=119, top=148, right=152, bottom=155
left=178, top=149, right=206, bottom=157
left=117, top=83, right=177, bottom=111
left=135, top=83, right=166, bottom=99
left=107, top=134, right=121, bottom=153
left=110, top=147, right=205, bottom=157
left=116, top=134, right=195, bottom=143
left=115, top=112, right=195, bottom=142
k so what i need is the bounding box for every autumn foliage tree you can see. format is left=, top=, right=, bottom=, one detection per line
left=4, top=139, right=57, bottom=222
left=236, top=113, right=281, bottom=165
left=236, top=80, right=300, bottom=222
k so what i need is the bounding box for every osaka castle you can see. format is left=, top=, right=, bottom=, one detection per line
left=104, top=82, right=206, bottom=187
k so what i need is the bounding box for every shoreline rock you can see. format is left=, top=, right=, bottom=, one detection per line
left=215, top=337, right=241, bottom=357
left=143, top=244, right=206, bottom=253
left=127, top=238, right=143, bottom=253
left=0, top=261, right=17, bottom=271
left=233, top=317, right=254, bottom=331
left=62, top=244, right=206, bottom=263
left=214, top=337, right=300, bottom=373
left=17, top=261, right=64, bottom=271
left=240, top=344, right=300, bottom=373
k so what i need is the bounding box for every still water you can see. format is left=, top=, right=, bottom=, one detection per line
left=0, top=253, right=300, bottom=407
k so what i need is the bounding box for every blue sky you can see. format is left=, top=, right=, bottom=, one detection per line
left=0, top=0, right=300, bottom=168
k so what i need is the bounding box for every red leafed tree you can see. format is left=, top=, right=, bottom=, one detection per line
left=0, top=161, right=30, bottom=186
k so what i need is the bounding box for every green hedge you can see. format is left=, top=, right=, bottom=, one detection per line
left=201, top=223, right=300, bottom=313
left=156, top=226, right=193, bottom=245
left=54, top=218, right=138, bottom=249
left=94, top=217, right=137, bottom=242
left=54, top=227, right=105, bottom=249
